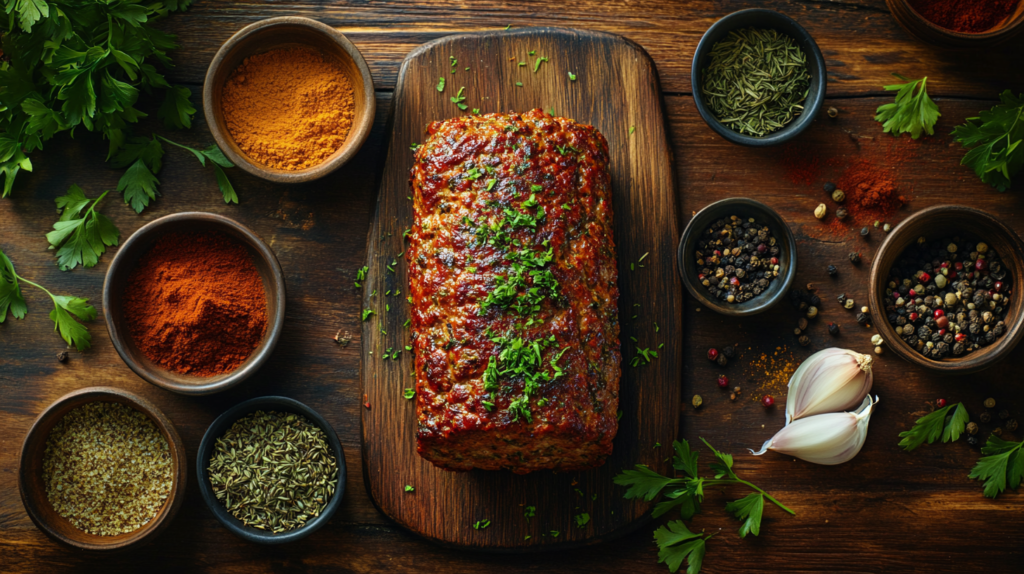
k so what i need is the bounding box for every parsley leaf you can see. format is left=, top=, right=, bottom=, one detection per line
left=724, top=492, right=764, bottom=538
left=952, top=90, right=1024, bottom=192
left=0, top=249, right=94, bottom=350
left=897, top=402, right=968, bottom=451
left=874, top=74, right=940, bottom=139
left=403, top=388, right=415, bottom=400
left=654, top=521, right=711, bottom=574
left=0, top=3, right=196, bottom=198
left=158, top=136, right=238, bottom=204
left=968, top=435, right=1024, bottom=498
left=46, top=186, right=121, bottom=271
left=436, top=77, right=445, bottom=92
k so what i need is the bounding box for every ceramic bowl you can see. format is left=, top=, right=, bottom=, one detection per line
left=691, top=8, right=827, bottom=147
left=18, top=387, right=187, bottom=552
left=677, top=197, right=797, bottom=316
left=868, top=205, right=1024, bottom=374
left=196, top=396, right=347, bottom=544
left=103, top=212, right=286, bottom=395
left=203, top=16, right=376, bottom=183
left=886, top=0, right=1024, bottom=49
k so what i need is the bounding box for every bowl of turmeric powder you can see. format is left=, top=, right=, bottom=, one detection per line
left=203, top=17, right=375, bottom=183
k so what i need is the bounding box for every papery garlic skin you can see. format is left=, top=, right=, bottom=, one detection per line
left=785, top=348, right=873, bottom=425
left=752, top=396, right=878, bottom=465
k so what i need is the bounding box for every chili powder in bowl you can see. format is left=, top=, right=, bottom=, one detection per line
left=203, top=16, right=375, bottom=183
left=103, top=213, right=286, bottom=395
left=887, top=0, right=1024, bottom=48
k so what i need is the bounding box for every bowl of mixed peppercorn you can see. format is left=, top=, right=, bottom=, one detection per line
left=678, top=197, right=797, bottom=316
left=869, top=205, right=1024, bottom=374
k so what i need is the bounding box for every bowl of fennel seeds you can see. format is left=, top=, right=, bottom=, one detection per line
left=691, top=8, right=827, bottom=146
left=197, top=396, right=345, bottom=544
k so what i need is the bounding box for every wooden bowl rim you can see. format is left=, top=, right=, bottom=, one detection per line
left=102, top=212, right=286, bottom=395
left=677, top=197, right=797, bottom=316
left=690, top=8, right=828, bottom=147
left=18, top=386, right=188, bottom=552
left=194, top=396, right=347, bottom=544
left=892, top=0, right=1024, bottom=39
left=868, top=204, right=1024, bottom=374
left=201, top=16, right=376, bottom=183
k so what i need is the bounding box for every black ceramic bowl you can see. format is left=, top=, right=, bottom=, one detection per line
left=677, top=198, right=797, bottom=316
left=196, top=396, right=346, bottom=544
left=691, top=8, right=827, bottom=146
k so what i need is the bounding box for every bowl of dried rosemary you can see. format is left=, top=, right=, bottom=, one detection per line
left=691, top=8, right=827, bottom=146
left=196, top=396, right=346, bottom=544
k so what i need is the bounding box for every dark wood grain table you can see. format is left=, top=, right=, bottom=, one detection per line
left=2, top=1, right=1023, bottom=572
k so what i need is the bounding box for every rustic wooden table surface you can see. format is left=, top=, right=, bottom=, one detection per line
left=2, top=1, right=1023, bottom=572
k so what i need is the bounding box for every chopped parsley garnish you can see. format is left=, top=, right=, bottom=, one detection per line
left=404, top=485, right=415, bottom=492
left=629, top=126, right=636, bottom=135
left=473, top=519, right=491, bottom=530
left=436, top=77, right=445, bottom=92
left=574, top=513, right=590, bottom=528
left=524, top=505, right=536, bottom=522
left=533, top=56, right=549, bottom=73
left=450, top=86, right=468, bottom=110
left=404, top=388, right=415, bottom=400
left=482, top=333, right=568, bottom=423
left=515, top=82, right=523, bottom=87
left=361, top=309, right=375, bottom=321
left=569, top=72, right=577, bottom=81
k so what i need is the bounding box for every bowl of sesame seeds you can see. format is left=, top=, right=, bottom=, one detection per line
left=18, top=387, right=187, bottom=552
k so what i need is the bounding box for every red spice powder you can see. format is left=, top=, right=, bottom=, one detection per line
left=124, top=231, right=268, bottom=377
left=907, top=0, right=1020, bottom=33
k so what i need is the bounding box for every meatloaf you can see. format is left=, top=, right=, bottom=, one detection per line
left=407, top=109, right=621, bottom=473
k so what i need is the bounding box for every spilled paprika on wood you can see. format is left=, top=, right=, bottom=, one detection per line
left=123, top=231, right=267, bottom=376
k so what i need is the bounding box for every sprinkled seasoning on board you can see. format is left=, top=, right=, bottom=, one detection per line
left=43, top=402, right=173, bottom=536
left=745, top=346, right=798, bottom=402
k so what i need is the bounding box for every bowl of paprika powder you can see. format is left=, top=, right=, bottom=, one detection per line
left=103, top=212, right=286, bottom=395
left=887, top=0, right=1024, bottom=48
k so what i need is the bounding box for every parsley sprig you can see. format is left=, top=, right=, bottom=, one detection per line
left=874, top=74, right=940, bottom=140
left=952, top=90, right=1024, bottom=192
left=969, top=435, right=1024, bottom=498
left=897, top=402, right=968, bottom=451
left=615, top=438, right=793, bottom=573
left=0, top=1, right=196, bottom=198
left=0, top=249, right=95, bottom=350
left=46, top=185, right=120, bottom=271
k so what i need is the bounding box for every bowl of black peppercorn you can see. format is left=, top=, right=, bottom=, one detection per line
left=869, top=205, right=1024, bottom=374
left=678, top=197, right=797, bottom=317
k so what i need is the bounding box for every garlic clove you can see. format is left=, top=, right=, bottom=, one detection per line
left=752, top=396, right=878, bottom=465
left=786, top=347, right=873, bottom=425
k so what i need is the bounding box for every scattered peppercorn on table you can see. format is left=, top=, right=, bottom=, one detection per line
left=2, top=1, right=1024, bottom=572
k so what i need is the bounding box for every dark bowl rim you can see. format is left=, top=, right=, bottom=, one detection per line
left=690, top=8, right=828, bottom=147
left=195, top=396, right=347, bottom=544
left=18, top=386, right=188, bottom=552
left=102, top=212, right=286, bottom=395
left=868, top=204, right=1024, bottom=373
left=201, top=16, right=377, bottom=184
left=677, top=197, right=797, bottom=316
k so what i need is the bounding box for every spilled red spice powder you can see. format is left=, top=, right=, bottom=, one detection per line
left=907, top=0, right=1020, bottom=34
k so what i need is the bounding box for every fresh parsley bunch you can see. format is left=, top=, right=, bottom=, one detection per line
left=0, top=248, right=95, bottom=350
left=874, top=74, right=940, bottom=140
left=0, top=0, right=196, bottom=199
left=952, top=90, right=1024, bottom=192
left=899, top=402, right=1024, bottom=498
left=614, top=438, right=794, bottom=573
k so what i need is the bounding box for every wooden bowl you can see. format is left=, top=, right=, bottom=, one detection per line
left=18, top=387, right=187, bottom=552
left=202, top=16, right=376, bottom=183
left=677, top=197, right=797, bottom=316
left=691, top=8, right=827, bottom=147
left=195, top=396, right=346, bottom=544
left=869, top=205, right=1024, bottom=374
left=886, top=0, right=1024, bottom=49
left=103, top=212, right=286, bottom=395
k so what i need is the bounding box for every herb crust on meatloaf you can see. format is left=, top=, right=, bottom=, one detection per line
left=408, top=109, right=621, bottom=473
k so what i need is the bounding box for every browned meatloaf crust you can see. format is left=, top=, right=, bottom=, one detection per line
left=407, top=109, right=621, bottom=474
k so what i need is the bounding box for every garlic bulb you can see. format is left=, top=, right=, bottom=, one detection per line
left=751, top=396, right=878, bottom=465
left=785, top=347, right=873, bottom=425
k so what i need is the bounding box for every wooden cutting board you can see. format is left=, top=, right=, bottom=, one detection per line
left=361, top=27, right=681, bottom=550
